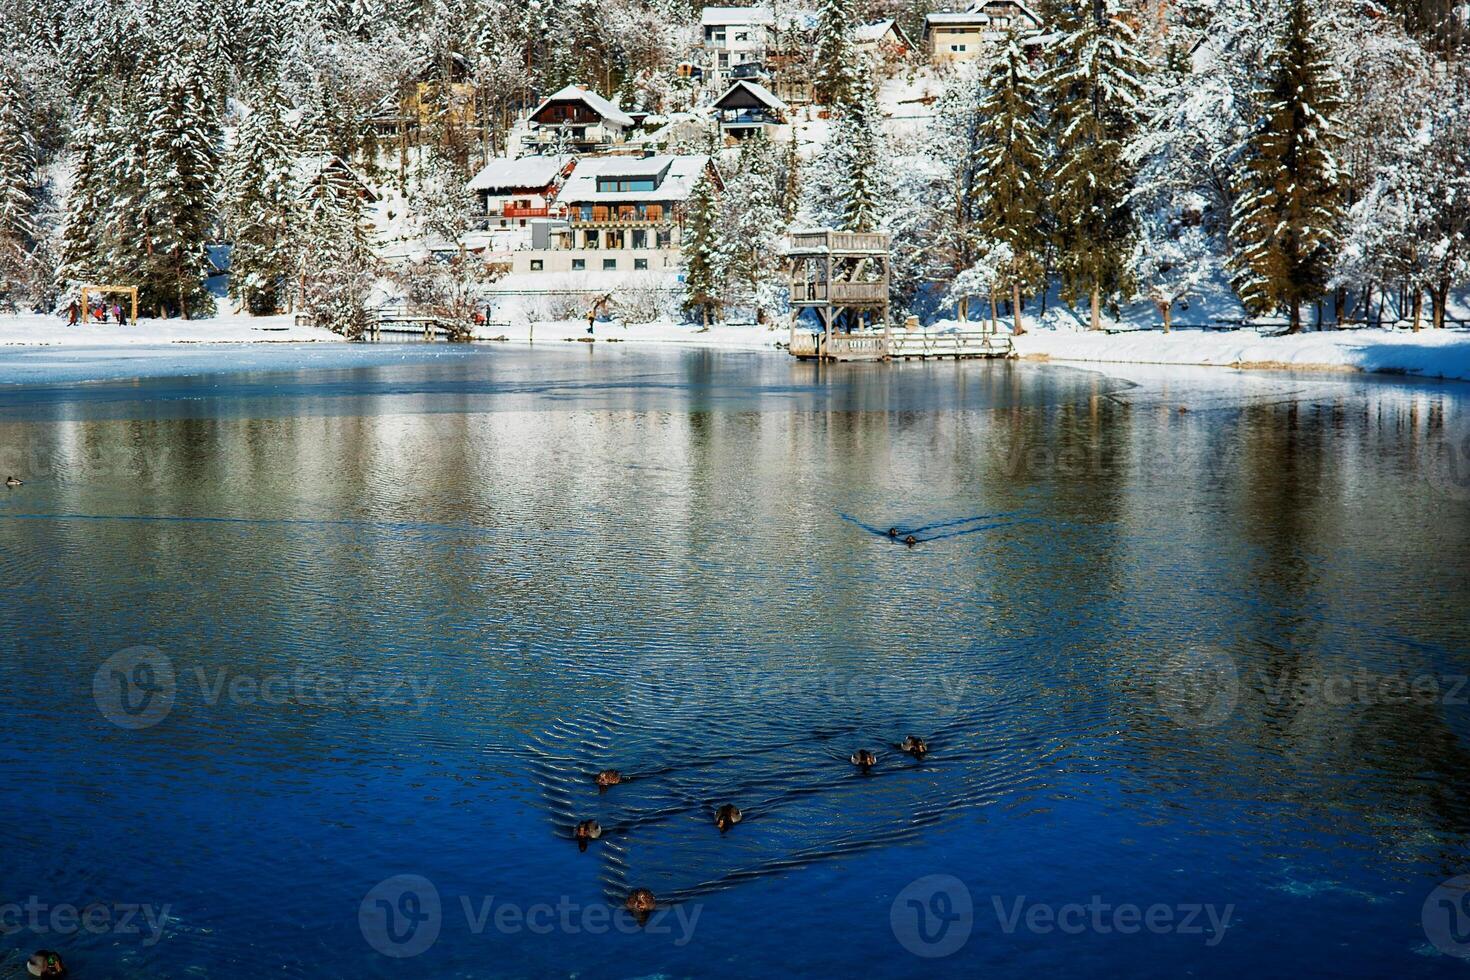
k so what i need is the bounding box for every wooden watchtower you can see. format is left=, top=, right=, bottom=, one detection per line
left=786, top=229, right=891, bottom=360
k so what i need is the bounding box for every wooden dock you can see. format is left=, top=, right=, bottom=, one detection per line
left=787, top=326, right=1016, bottom=361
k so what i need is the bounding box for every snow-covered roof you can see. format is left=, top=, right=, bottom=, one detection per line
left=555, top=154, right=713, bottom=205
left=701, top=5, right=775, bottom=26
left=965, top=0, right=1041, bottom=23
left=855, top=19, right=896, bottom=43
left=928, top=1, right=1042, bottom=29
left=530, top=85, right=635, bottom=129
left=468, top=155, right=573, bottom=193
left=713, top=80, right=788, bottom=113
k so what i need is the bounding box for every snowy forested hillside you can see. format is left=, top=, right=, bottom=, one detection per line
left=0, top=0, right=1467, bottom=336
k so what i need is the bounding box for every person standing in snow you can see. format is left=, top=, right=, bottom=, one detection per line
left=117, top=303, right=128, bottom=326
left=66, top=300, right=79, bottom=326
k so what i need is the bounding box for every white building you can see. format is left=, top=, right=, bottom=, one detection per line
left=923, top=1, right=1042, bottom=64
left=511, top=154, right=720, bottom=276
left=701, top=6, right=776, bottom=90
left=467, top=155, right=575, bottom=228
left=523, top=85, right=636, bottom=154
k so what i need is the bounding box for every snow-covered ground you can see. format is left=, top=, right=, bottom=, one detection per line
left=0, top=313, right=338, bottom=346
left=1010, top=326, right=1470, bottom=382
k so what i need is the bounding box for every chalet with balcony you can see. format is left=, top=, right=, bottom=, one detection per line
left=711, top=80, right=789, bottom=142
left=511, top=154, right=720, bottom=276
left=923, top=1, right=1042, bottom=64
left=523, top=86, right=635, bottom=154
left=467, top=155, right=575, bottom=228
left=701, top=6, right=776, bottom=90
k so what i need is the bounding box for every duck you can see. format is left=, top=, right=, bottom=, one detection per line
left=899, top=735, right=929, bottom=760
left=714, top=804, right=743, bottom=832
left=625, top=888, right=657, bottom=923
left=574, top=819, right=602, bottom=852
left=27, top=950, right=66, bottom=978
left=595, top=769, right=622, bottom=791
left=5, top=476, right=21, bottom=487
left=850, top=749, right=877, bottom=772
left=886, top=527, right=899, bottom=539
left=904, top=535, right=918, bottom=548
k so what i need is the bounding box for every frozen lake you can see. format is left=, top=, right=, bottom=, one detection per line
left=1, top=344, right=1468, bottom=977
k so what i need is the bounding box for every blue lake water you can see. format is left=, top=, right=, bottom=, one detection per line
left=1, top=343, right=1468, bottom=977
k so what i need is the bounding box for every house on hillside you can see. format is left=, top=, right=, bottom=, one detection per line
left=711, top=80, right=789, bottom=142
left=854, top=19, right=914, bottom=63
left=467, top=155, right=576, bottom=228
left=923, top=1, right=1042, bottom=64
left=701, top=6, right=776, bottom=90
left=511, top=155, right=721, bottom=276
left=523, top=86, right=635, bottom=154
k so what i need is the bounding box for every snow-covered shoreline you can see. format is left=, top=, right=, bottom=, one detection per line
left=3, top=313, right=1469, bottom=386
left=1009, top=325, right=1470, bottom=383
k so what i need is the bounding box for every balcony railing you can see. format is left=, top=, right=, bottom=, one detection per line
left=720, top=109, right=781, bottom=127
left=789, top=281, right=889, bottom=304
left=570, top=204, right=670, bottom=226
left=501, top=206, right=554, bottom=218
left=788, top=230, right=890, bottom=253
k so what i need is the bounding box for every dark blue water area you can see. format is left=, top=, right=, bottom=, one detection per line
left=1, top=343, right=1468, bottom=977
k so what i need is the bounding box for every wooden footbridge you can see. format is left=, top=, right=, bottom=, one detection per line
left=785, top=230, right=1015, bottom=362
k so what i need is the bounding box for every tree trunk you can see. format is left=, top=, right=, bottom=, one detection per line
left=1288, top=300, right=1301, bottom=334
left=1412, top=287, right=1423, bottom=332
left=989, top=291, right=998, bottom=334
left=1090, top=288, right=1101, bottom=331
left=1432, top=280, right=1450, bottom=330
left=1012, top=282, right=1025, bottom=336
left=958, top=296, right=967, bottom=322
left=1160, top=301, right=1171, bottom=333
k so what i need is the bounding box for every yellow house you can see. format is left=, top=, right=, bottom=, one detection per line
left=923, top=1, right=1042, bottom=65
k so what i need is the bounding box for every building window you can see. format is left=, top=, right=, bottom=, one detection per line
left=583, top=231, right=598, bottom=248
left=634, top=258, right=649, bottom=270
left=603, top=258, right=617, bottom=270
left=596, top=177, right=658, bottom=193
left=734, top=31, right=748, bottom=41
left=656, top=229, right=672, bottom=248
left=631, top=230, right=647, bottom=249
left=572, top=259, right=586, bottom=270
left=951, top=44, right=966, bottom=52
left=530, top=259, right=543, bottom=271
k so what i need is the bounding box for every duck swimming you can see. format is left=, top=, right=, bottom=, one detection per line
left=27, top=950, right=66, bottom=978
left=850, top=749, right=877, bottom=772
left=5, top=476, right=21, bottom=487
left=714, top=803, right=743, bottom=832
left=595, top=769, right=622, bottom=791
left=574, top=819, right=602, bottom=852
left=887, top=527, right=899, bottom=539
left=904, top=535, right=918, bottom=548
left=625, top=888, right=657, bottom=923
left=899, top=735, right=929, bottom=760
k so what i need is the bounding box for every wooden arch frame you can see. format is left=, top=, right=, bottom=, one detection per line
left=80, top=284, right=138, bottom=324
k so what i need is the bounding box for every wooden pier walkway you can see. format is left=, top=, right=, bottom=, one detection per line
left=788, top=326, right=1016, bottom=361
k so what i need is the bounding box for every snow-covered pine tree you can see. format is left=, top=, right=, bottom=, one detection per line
left=57, top=98, right=110, bottom=288
left=722, top=133, right=786, bottom=324
left=1042, top=0, right=1152, bottom=331
left=225, top=83, right=299, bottom=314
left=814, top=0, right=854, bottom=107
left=837, top=66, right=883, bottom=233
left=295, top=151, right=377, bottom=339
left=142, top=45, right=221, bottom=318
left=681, top=169, right=724, bottom=328
left=974, top=30, right=1047, bottom=335
left=0, top=68, right=38, bottom=300
left=1228, top=0, right=1344, bottom=334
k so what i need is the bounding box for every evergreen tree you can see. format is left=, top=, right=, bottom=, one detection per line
left=57, top=99, right=110, bottom=287
left=1228, top=0, right=1346, bottom=333
left=295, top=152, right=377, bottom=338
left=1042, top=1, right=1151, bottom=330
left=0, top=68, right=38, bottom=299
left=225, top=83, right=298, bottom=314
left=722, top=133, right=786, bottom=324
left=974, top=31, right=1047, bottom=335
left=814, top=0, right=854, bottom=107
left=1228, top=0, right=1345, bottom=333
left=837, top=69, right=883, bottom=233
left=681, top=169, right=724, bottom=328
left=142, top=46, right=221, bottom=317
